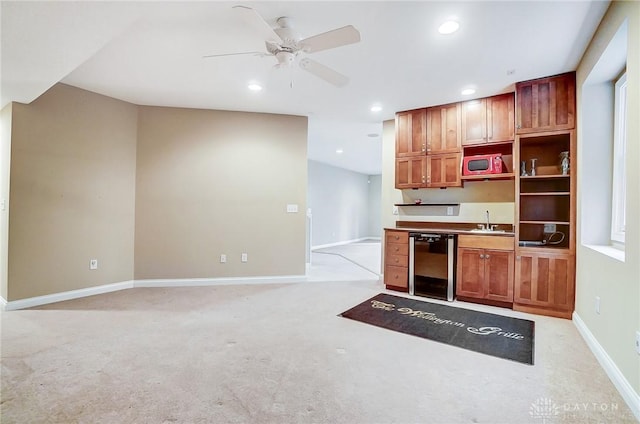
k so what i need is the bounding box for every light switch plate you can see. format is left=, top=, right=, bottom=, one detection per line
left=90, top=259, right=98, bottom=270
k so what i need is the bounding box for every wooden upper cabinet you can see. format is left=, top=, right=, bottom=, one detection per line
left=462, top=93, right=515, bottom=146
left=461, top=99, right=487, bottom=145
left=395, top=157, right=426, bottom=189
left=395, top=153, right=461, bottom=189
left=516, top=72, right=576, bottom=134
left=487, top=93, right=515, bottom=143
left=396, top=109, right=427, bottom=157
left=426, top=103, right=462, bottom=153
left=426, top=152, right=462, bottom=188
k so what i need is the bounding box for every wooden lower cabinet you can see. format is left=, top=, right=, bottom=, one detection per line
left=384, top=230, right=409, bottom=291
left=513, top=251, right=575, bottom=318
left=456, top=235, right=514, bottom=303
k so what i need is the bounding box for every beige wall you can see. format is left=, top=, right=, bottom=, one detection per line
left=134, top=106, right=307, bottom=279
left=1, top=103, right=12, bottom=300
left=575, top=0, right=640, bottom=397
left=8, top=84, right=138, bottom=301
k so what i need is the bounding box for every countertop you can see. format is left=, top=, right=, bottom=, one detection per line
left=386, top=221, right=515, bottom=237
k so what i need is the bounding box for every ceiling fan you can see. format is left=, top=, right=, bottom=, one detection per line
left=203, top=5, right=361, bottom=87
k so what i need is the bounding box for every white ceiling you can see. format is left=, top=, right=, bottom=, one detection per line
left=1, top=1, right=610, bottom=175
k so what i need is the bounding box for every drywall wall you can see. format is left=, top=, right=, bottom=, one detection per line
left=1, top=103, right=12, bottom=301
left=368, top=174, right=382, bottom=238
left=8, top=84, right=137, bottom=301
left=307, top=160, right=374, bottom=247
left=575, top=0, right=640, bottom=401
left=135, top=106, right=307, bottom=279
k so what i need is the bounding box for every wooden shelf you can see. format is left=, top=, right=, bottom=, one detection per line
left=520, top=192, right=570, bottom=196
left=520, top=174, right=570, bottom=180
left=461, top=173, right=515, bottom=181
left=520, top=220, right=570, bottom=225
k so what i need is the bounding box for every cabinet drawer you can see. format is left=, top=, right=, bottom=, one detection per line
left=386, top=242, right=409, bottom=256
left=386, top=231, right=409, bottom=244
left=384, top=265, right=408, bottom=289
left=458, top=235, right=514, bottom=250
left=386, top=253, right=408, bottom=267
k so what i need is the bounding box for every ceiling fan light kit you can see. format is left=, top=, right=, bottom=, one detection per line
left=205, top=5, right=361, bottom=87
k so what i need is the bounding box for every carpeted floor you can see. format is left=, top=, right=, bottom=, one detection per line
left=1, top=277, right=636, bottom=423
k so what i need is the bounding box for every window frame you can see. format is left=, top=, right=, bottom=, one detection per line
left=611, top=72, right=627, bottom=245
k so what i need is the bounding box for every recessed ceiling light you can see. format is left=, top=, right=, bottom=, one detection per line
left=438, top=20, right=459, bottom=35
left=247, top=83, right=262, bottom=91
left=370, top=104, right=382, bottom=112
left=367, top=133, right=379, bottom=138
left=461, top=88, right=476, bottom=96
left=336, top=149, right=344, bottom=154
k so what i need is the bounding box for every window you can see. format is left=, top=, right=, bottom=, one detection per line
left=611, top=72, right=627, bottom=245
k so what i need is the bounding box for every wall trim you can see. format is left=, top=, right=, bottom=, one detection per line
left=134, top=275, right=306, bottom=288
left=573, top=311, right=640, bottom=422
left=0, top=295, right=7, bottom=311
left=3, top=280, right=135, bottom=311
left=2, top=275, right=307, bottom=310
left=312, top=237, right=380, bottom=250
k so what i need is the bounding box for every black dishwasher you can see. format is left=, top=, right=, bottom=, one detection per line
left=408, top=233, right=456, bottom=301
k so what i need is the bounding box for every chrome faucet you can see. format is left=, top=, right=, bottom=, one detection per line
left=485, top=210, right=490, bottom=231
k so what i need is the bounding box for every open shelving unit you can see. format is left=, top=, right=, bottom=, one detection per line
left=516, top=131, right=574, bottom=251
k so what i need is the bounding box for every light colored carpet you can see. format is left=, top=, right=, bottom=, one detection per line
left=1, top=279, right=636, bottom=423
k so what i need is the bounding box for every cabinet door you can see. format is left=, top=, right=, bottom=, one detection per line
left=514, top=252, right=575, bottom=311
left=461, top=99, right=487, bottom=145
left=456, top=247, right=485, bottom=298
left=426, top=152, right=461, bottom=188
left=426, top=103, right=461, bottom=153
left=516, top=73, right=576, bottom=134
left=395, top=157, right=426, bottom=189
left=484, top=249, right=515, bottom=302
left=396, top=109, right=427, bottom=156
left=385, top=265, right=408, bottom=290
left=487, top=93, right=515, bottom=143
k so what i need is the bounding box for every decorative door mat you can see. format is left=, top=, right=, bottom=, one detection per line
left=340, top=293, right=534, bottom=365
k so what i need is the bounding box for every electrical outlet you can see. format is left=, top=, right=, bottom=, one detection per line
left=220, top=254, right=226, bottom=263
left=241, top=253, right=248, bottom=263
left=595, top=296, right=600, bottom=314
left=89, top=259, right=98, bottom=270
left=636, top=331, right=640, bottom=355
left=446, top=206, right=454, bottom=216
left=393, top=206, right=399, bottom=215
left=544, top=223, right=557, bottom=233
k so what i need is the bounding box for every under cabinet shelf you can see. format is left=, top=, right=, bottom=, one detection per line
left=461, top=173, right=515, bottom=181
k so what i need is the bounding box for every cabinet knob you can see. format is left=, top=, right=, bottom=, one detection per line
left=516, top=256, right=521, bottom=260
left=485, top=254, right=490, bottom=259
left=479, top=254, right=485, bottom=259
left=517, top=124, right=521, bottom=129
left=394, top=235, right=399, bottom=240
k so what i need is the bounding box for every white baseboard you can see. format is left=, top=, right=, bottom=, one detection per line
left=134, top=275, right=306, bottom=288
left=0, top=295, right=7, bottom=311
left=3, top=280, right=134, bottom=311
left=573, top=311, right=640, bottom=421
left=312, top=237, right=380, bottom=250
left=2, top=275, right=307, bottom=310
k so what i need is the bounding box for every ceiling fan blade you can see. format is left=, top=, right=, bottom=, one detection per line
left=232, top=5, right=282, bottom=43
left=203, top=51, right=267, bottom=59
left=299, top=25, right=361, bottom=53
left=299, top=58, right=349, bottom=87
